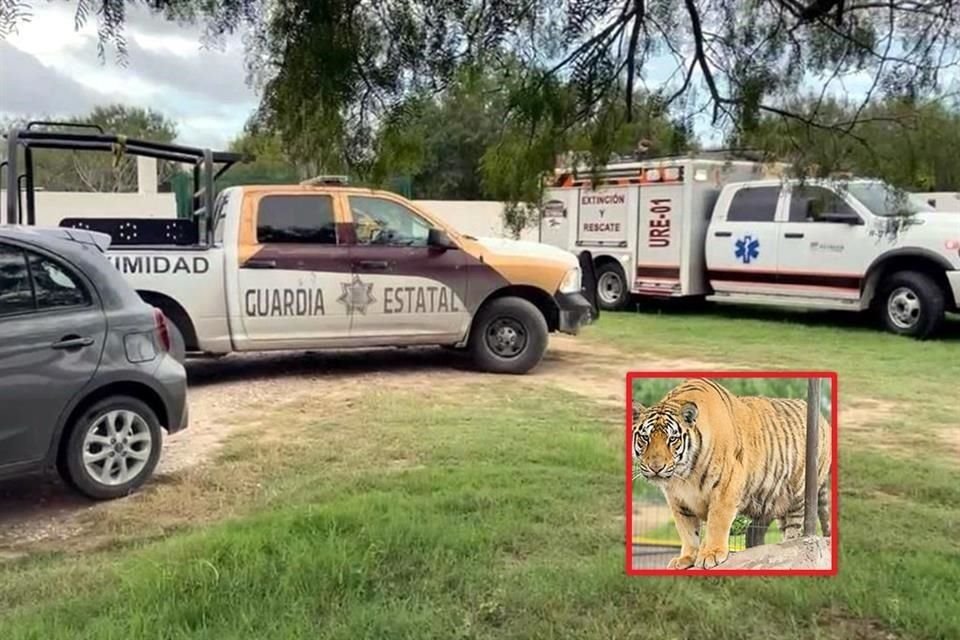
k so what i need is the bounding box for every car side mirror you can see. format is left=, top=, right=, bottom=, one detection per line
left=427, top=228, right=458, bottom=250
left=820, top=211, right=863, bottom=225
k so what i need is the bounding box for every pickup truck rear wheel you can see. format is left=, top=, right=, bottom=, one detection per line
left=595, top=262, right=631, bottom=311
left=469, top=297, right=548, bottom=374
left=877, top=271, right=945, bottom=339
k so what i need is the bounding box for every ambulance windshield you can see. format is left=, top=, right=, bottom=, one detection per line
left=845, top=182, right=934, bottom=217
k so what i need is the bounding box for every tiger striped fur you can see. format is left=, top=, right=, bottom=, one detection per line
left=632, top=378, right=831, bottom=569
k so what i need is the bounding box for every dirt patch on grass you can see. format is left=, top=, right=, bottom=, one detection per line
left=842, top=398, right=897, bottom=431
left=839, top=397, right=952, bottom=459
left=942, top=428, right=960, bottom=463
left=841, top=398, right=899, bottom=452
left=0, top=347, right=503, bottom=555
left=0, top=334, right=931, bottom=557
left=818, top=608, right=899, bottom=640
left=535, top=335, right=724, bottom=409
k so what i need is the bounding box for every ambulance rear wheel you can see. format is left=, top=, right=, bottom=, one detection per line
left=469, top=297, right=548, bottom=374
left=595, top=262, right=631, bottom=311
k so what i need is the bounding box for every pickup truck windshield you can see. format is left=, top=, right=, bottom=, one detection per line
left=846, top=183, right=934, bottom=217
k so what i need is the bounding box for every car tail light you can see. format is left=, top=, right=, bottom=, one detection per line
left=154, top=308, right=171, bottom=352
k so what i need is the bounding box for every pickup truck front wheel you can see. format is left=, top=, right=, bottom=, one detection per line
left=469, top=297, right=548, bottom=374
left=877, top=271, right=945, bottom=339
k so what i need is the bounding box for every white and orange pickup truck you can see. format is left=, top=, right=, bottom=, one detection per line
left=4, top=126, right=597, bottom=374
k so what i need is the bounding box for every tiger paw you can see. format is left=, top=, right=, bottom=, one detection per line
left=667, top=554, right=696, bottom=569
left=694, top=547, right=729, bottom=569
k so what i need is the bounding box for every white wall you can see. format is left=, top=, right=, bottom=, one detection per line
left=1, top=191, right=176, bottom=227
left=914, top=192, right=960, bottom=212
left=414, top=200, right=539, bottom=241
left=1, top=191, right=536, bottom=241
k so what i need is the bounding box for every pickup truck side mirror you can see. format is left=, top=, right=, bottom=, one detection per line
left=820, top=211, right=864, bottom=225
left=427, top=227, right=458, bottom=250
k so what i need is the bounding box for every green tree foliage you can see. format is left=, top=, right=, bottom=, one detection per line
left=219, top=124, right=301, bottom=188
left=4, top=1, right=957, bottom=205
left=371, top=64, right=692, bottom=201
left=740, top=96, right=960, bottom=191
left=17, top=1, right=954, bottom=143
left=4, top=105, right=178, bottom=192
left=370, top=67, right=505, bottom=201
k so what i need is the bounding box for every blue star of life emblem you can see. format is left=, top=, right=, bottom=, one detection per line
left=734, top=235, right=760, bottom=264
left=338, top=274, right=376, bottom=315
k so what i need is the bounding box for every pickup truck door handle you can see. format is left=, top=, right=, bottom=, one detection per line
left=51, top=336, right=94, bottom=350
left=355, top=260, right=391, bottom=271
left=245, top=259, right=277, bottom=269
left=713, top=231, right=732, bottom=237
left=784, top=232, right=805, bottom=239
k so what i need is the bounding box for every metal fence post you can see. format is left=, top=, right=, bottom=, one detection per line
left=803, top=378, right=821, bottom=536
left=4, top=129, right=18, bottom=224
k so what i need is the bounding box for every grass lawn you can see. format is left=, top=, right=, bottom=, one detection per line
left=1, top=305, right=958, bottom=639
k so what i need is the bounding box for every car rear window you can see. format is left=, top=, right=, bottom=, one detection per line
left=27, top=252, right=89, bottom=309
left=0, top=244, right=90, bottom=317
left=257, top=195, right=337, bottom=244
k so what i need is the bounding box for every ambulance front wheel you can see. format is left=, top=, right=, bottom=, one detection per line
left=876, top=270, right=945, bottom=339
left=469, top=297, right=549, bottom=375
left=595, top=262, right=631, bottom=311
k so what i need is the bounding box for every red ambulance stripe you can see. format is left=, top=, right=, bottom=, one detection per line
left=636, top=266, right=681, bottom=279
left=707, top=270, right=861, bottom=291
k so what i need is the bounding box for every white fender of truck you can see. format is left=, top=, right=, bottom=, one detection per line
left=861, top=247, right=959, bottom=307
left=106, top=248, right=232, bottom=354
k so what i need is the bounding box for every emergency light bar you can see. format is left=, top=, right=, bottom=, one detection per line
left=301, top=175, right=349, bottom=186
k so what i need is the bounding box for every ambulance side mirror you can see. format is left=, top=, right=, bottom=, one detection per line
left=428, top=228, right=458, bottom=251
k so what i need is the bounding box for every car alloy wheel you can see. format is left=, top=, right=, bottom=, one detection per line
left=81, top=409, right=154, bottom=486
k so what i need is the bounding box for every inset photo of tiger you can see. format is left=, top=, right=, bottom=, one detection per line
left=626, top=374, right=837, bottom=575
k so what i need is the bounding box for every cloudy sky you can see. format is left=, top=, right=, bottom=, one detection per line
left=0, top=4, right=256, bottom=149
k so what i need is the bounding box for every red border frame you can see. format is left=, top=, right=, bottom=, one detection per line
left=624, top=370, right=840, bottom=577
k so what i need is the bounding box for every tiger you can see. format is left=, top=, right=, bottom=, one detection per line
left=631, top=378, right=831, bottom=569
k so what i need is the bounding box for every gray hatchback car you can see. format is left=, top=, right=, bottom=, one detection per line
left=0, top=226, right=187, bottom=499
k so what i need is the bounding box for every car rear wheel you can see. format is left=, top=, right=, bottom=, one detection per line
left=61, top=396, right=163, bottom=500
left=469, top=297, right=548, bottom=374
left=595, top=262, right=631, bottom=311
left=877, top=271, right=945, bottom=339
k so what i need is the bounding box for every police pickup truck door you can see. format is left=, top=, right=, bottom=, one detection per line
left=345, top=195, right=469, bottom=342
left=706, top=184, right=786, bottom=296
left=234, top=192, right=353, bottom=347
left=775, top=185, right=869, bottom=300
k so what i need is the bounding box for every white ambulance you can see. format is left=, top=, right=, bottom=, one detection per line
left=540, top=157, right=960, bottom=338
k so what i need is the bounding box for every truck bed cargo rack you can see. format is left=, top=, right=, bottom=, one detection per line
left=3, top=123, right=244, bottom=246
